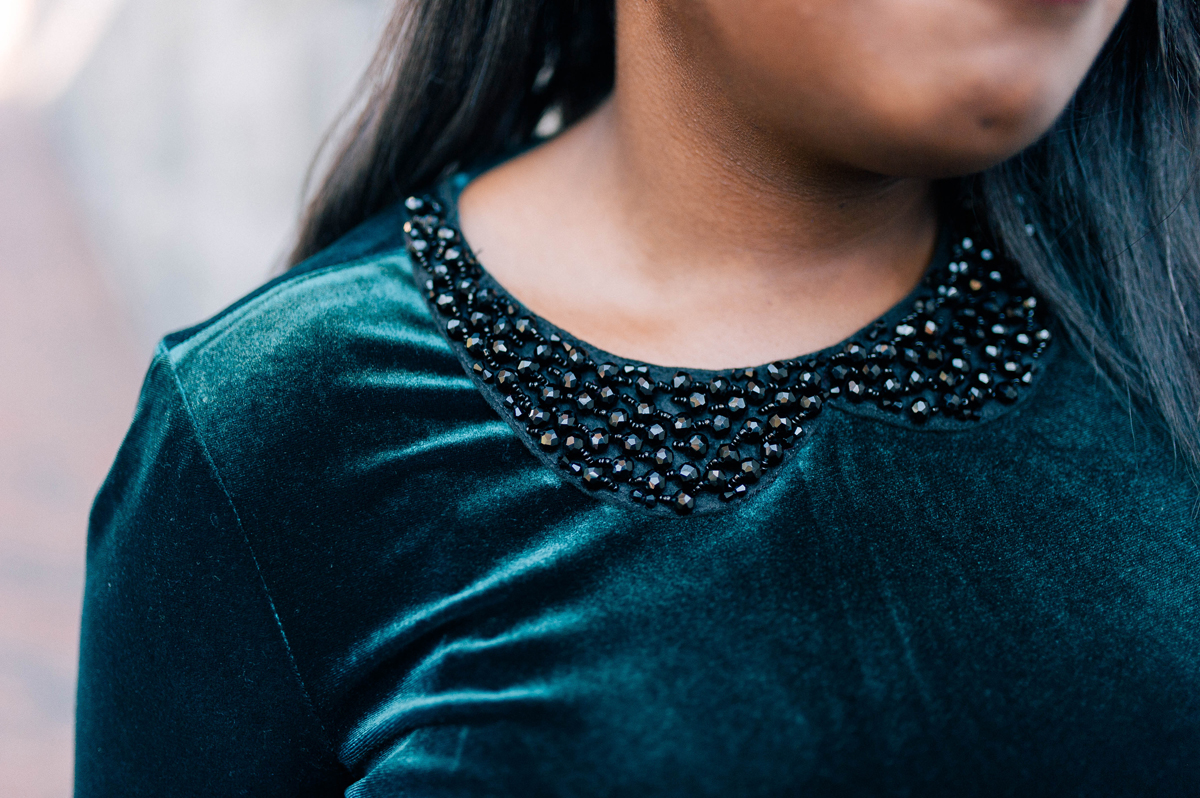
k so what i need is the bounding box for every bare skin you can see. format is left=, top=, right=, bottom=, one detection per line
left=458, top=0, right=1128, bottom=369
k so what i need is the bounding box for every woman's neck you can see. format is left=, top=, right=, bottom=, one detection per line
left=455, top=5, right=938, bottom=369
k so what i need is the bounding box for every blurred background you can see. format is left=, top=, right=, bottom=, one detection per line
left=0, top=0, right=391, bottom=793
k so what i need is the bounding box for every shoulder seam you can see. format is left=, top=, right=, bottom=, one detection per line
left=154, top=341, right=345, bottom=767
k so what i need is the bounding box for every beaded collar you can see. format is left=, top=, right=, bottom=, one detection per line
left=402, top=187, right=1052, bottom=516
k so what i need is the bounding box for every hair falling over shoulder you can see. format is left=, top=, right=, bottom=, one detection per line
left=290, top=0, right=1200, bottom=475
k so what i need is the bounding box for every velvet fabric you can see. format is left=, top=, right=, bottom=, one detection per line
left=76, top=199, right=1199, bottom=797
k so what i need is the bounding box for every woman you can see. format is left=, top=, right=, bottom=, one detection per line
left=76, top=0, right=1199, bottom=795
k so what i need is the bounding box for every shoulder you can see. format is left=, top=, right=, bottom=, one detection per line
left=149, top=204, right=500, bottom=495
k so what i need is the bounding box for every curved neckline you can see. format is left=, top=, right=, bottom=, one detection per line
left=406, top=173, right=1053, bottom=516
left=436, top=170, right=952, bottom=378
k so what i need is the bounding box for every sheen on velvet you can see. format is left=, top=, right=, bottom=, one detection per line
left=76, top=199, right=1200, bottom=797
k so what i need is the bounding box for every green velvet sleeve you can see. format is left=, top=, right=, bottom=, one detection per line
left=75, top=350, right=348, bottom=796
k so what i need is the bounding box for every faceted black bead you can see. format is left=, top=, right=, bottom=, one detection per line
left=597, top=385, right=620, bottom=406
left=712, top=415, right=732, bottom=434
left=563, top=433, right=586, bottom=453
left=774, top=391, right=797, bottom=407
left=516, top=358, right=537, bottom=376
left=576, top=392, right=596, bottom=412
left=997, top=383, right=1020, bottom=404
left=974, top=372, right=993, bottom=387
left=534, top=343, right=554, bottom=363
left=882, top=377, right=903, bottom=396
left=582, top=465, right=605, bottom=489
left=721, top=484, right=749, bottom=502
left=529, top=408, right=551, bottom=427
left=608, top=410, right=630, bottom=430
left=862, top=363, right=884, bottom=381
left=672, top=372, right=693, bottom=391
left=688, top=392, right=707, bottom=410
left=556, top=411, right=577, bottom=428
left=434, top=293, right=456, bottom=313
left=685, top=434, right=709, bottom=457
left=717, top=443, right=740, bottom=465
left=943, top=393, right=965, bottom=413
left=767, top=362, right=790, bottom=383
left=647, top=423, right=667, bottom=442
left=767, top=414, right=794, bottom=434
left=739, top=459, right=763, bottom=483
left=704, top=468, right=725, bottom=489
left=490, top=339, right=513, bottom=362
left=762, top=441, right=784, bottom=465
left=635, top=402, right=656, bottom=419
left=830, top=364, right=852, bottom=382
left=623, top=434, right=645, bottom=453
left=514, top=317, right=537, bottom=338
left=746, top=381, right=768, bottom=402
left=672, top=416, right=694, bottom=434
left=492, top=317, right=512, bottom=337
left=901, top=347, right=922, bottom=366
left=895, top=323, right=917, bottom=338
left=611, top=457, right=635, bottom=480
left=635, top=376, right=657, bottom=397
left=678, top=463, right=701, bottom=486
left=446, top=318, right=467, bottom=339
left=873, top=343, right=898, bottom=360
left=967, top=386, right=987, bottom=403
left=561, top=371, right=579, bottom=390
left=708, top=377, right=731, bottom=398
left=741, top=419, right=765, bottom=441
left=843, top=343, right=867, bottom=362
left=495, top=370, right=519, bottom=391
left=472, top=363, right=494, bottom=382
left=597, top=363, right=620, bottom=381
left=727, top=396, right=748, bottom=415
left=909, top=399, right=932, bottom=422
left=845, top=380, right=866, bottom=401
left=673, top=492, right=696, bottom=514
left=652, top=447, right=675, bottom=468
left=645, top=471, right=667, bottom=494
left=798, top=395, right=823, bottom=413
left=908, top=370, right=926, bottom=388
left=589, top=430, right=610, bottom=451
left=469, top=311, right=491, bottom=329
left=538, top=429, right=561, bottom=450
left=568, top=349, right=589, bottom=367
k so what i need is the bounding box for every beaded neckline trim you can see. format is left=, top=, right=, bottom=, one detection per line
left=402, top=193, right=1052, bottom=516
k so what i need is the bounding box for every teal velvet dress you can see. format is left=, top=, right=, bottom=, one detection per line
left=75, top=172, right=1199, bottom=797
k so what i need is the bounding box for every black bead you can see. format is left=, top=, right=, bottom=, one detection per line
left=673, top=492, right=696, bottom=514
left=768, top=414, right=794, bottom=434
left=611, top=458, right=635, bottom=480
left=576, top=392, right=596, bottom=411
left=652, top=447, right=675, bottom=467
left=582, top=465, right=605, bottom=488
left=762, top=441, right=784, bottom=465
left=767, top=362, right=790, bottom=383
left=534, top=343, right=554, bottom=363
left=845, top=380, right=866, bottom=400
left=774, top=391, right=797, bottom=407
left=608, top=410, right=630, bottom=430
left=721, top=484, right=749, bottom=502
left=672, top=372, right=693, bottom=391
left=623, top=434, right=644, bottom=453
left=830, top=364, right=852, bottom=382
left=563, top=433, right=586, bottom=453
left=708, top=377, right=731, bottom=398
left=741, top=419, right=765, bottom=441
left=717, top=443, right=740, bottom=465
left=516, top=358, right=537, bottom=376
left=672, top=416, right=694, bottom=434
left=556, top=411, right=577, bottom=428
left=538, top=429, right=560, bottom=450
left=529, top=408, right=551, bottom=427
left=446, top=318, right=467, bottom=339
left=909, top=399, right=932, bottom=422
left=589, top=430, right=610, bottom=451
left=495, top=370, right=519, bottom=391
left=560, top=371, right=579, bottom=390
left=746, top=381, right=767, bottom=402
left=597, top=363, right=620, bottom=381
left=677, top=463, right=701, bottom=485
left=798, top=395, right=822, bottom=413
left=646, top=423, right=668, bottom=442
left=645, top=471, right=666, bottom=493
left=688, top=392, right=707, bottom=410
left=491, top=339, right=513, bottom=361
left=685, top=434, right=709, bottom=457
left=739, top=459, right=763, bottom=483
left=997, top=382, right=1020, bottom=404
left=635, top=376, right=656, bottom=397
left=597, top=385, right=619, bottom=406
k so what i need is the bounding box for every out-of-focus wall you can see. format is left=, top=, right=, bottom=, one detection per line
left=0, top=2, right=391, bottom=795
left=54, top=0, right=391, bottom=347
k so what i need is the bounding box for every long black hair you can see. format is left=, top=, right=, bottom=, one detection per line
left=291, top=0, right=1200, bottom=472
